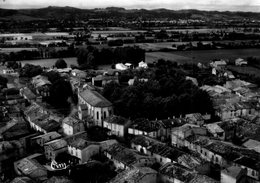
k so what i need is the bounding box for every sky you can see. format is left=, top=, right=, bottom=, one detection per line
left=1, top=0, right=260, bottom=12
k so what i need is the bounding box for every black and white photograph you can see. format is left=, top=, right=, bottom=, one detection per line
left=0, top=0, right=260, bottom=182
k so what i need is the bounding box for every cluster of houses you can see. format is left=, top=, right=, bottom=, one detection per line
left=1, top=58, right=260, bottom=183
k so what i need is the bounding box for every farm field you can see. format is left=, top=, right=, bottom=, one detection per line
left=228, top=65, right=260, bottom=78
left=145, top=48, right=260, bottom=64
left=20, top=57, right=78, bottom=68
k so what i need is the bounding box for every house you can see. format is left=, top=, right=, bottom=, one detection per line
left=221, top=166, right=247, bottom=183
left=131, top=135, right=164, bottom=155
left=20, top=87, right=36, bottom=102
left=235, top=58, right=248, bottom=66
left=104, top=143, right=156, bottom=170
left=71, top=69, right=87, bottom=78
left=210, top=60, right=227, bottom=68
left=159, top=162, right=217, bottom=183
left=67, top=138, right=100, bottom=164
left=156, top=119, right=183, bottom=141
left=243, top=139, right=260, bottom=153
left=215, top=101, right=257, bottom=120
left=78, top=89, right=113, bottom=127
left=147, top=142, right=185, bottom=165
left=103, top=115, right=131, bottom=138
left=30, top=132, right=61, bottom=147
left=171, top=124, right=207, bottom=148
left=224, top=71, right=235, bottom=80
left=205, top=123, right=225, bottom=140
left=92, top=74, right=119, bottom=87
left=44, top=139, right=68, bottom=160
left=138, top=61, right=148, bottom=69
left=30, top=115, right=60, bottom=134
left=14, top=154, right=47, bottom=182
left=185, top=113, right=205, bottom=125
left=62, top=116, right=85, bottom=136
left=31, top=75, right=51, bottom=97
left=128, top=118, right=162, bottom=139
left=110, top=167, right=157, bottom=183
left=115, top=63, right=128, bottom=70
left=183, top=136, right=260, bottom=180
left=159, top=163, right=195, bottom=183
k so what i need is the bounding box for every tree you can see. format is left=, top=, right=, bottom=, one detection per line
left=19, top=64, right=43, bottom=78
left=54, top=58, right=67, bottom=68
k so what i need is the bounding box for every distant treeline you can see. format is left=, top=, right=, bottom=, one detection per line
left=0, top=46, right=75, bottom=63
left=75, top=46, right=145, bottom=69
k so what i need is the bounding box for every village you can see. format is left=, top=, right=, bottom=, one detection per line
left=0, top=53, right=260, bottom=183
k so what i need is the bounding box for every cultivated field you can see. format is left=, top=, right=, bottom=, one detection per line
left=228, top=65, right=260, bottom=77
left=21, top=57, right=78, bottom=68
left=145, top=48, right=260, bottom=64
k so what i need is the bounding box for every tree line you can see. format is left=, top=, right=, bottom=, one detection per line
left=75, top=46, right=145, bottom=69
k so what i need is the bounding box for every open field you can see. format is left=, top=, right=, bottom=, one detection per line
left=21, top=57, right=78, bottom=68
left=228, top=66, right=260, bottom=77
left=146, top=48, right=260, bottom=64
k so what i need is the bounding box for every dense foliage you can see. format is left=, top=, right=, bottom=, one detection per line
left=103, top=60, right=214, bottom=119
left=19, top=64, right=43, bottom=78
left=0, top=75, right=8, bottom=88
left=76, top=46, right=145, bottom=69
left=43, top=71, right=74, bottom=109
left=55, top=58, right=67, bottom=68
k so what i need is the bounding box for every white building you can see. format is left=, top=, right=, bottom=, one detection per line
left=103, top=115, right=131, bottom=138
left=62, top=116, right=85, bottom=136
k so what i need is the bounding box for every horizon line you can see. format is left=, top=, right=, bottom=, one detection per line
left=1, top=5, right=260, bottom=13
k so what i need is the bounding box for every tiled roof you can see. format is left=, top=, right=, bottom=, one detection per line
left=159, top=163, right=194, bottom=182
left=110, top=167, right=157, bottom=183
left=129, top=118, right=161, bottom=132
left=10, top=177, right=35, bottom=183
left=222, top=166, right=243, bottom=179
left=79, top=89, right=112, bottom=107
left=31, top=132, right=61, bottom=141
left=15, top=158, right=47, bottom=180
left=69, top=138, right=99, bottom=150
left=105, top=115, right=128, bottom=125
left=21, top=87, right=36, bottom=100
left=45, top=139, right=67, bottom=150
left=148, top=143, right=184, bottom=160
left=106, top=143, right=150, bottom=166
left=131, top=135, right=162, bottom=148
left=63, top=116, right=81, bottom=126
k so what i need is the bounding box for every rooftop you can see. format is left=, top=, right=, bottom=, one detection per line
left=44, top=139, right=67, bottom=150
left=63, top=116, right=82, bottom=126
left=131, top=135, right=163, bottom=148
left=10, top=177, right=35, bottom=183
left=148, top=143, right=185, bottom=160
left=159, top=163, right=194, bottom=182
left=15, top=158, right=47, bottom=180
left=20, top=87, right=36, bottom=100
left=31, top=132, right=61, bottom=141
left=105, top=115, right=129, bottom=125
left=129, top=118, right=161, bottom=133
left=221, top=166, right=244, bottom=179
left=69, top=138, right=99, bottom=150
left=79, top=89, right=112, bottom=107
left=110, top=167, right=157, bottom=183
left=106, top=143, right=151, bottom=166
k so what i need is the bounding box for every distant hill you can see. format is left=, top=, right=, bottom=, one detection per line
left=1, top=6, right=260, bottom=21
